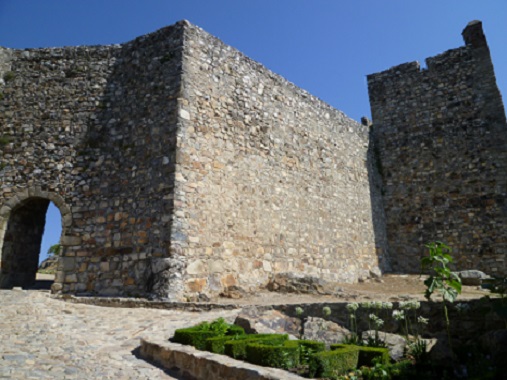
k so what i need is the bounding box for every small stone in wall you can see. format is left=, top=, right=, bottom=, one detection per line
left=219, top=285, right=245, bottom=299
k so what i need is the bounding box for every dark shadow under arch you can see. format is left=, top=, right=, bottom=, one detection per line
left=0, top=197, right=52, bottom=288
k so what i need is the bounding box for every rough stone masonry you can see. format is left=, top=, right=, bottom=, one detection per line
left=0, top=20, right=504, bottom=300
left=368, top=20, right=507, bottom=276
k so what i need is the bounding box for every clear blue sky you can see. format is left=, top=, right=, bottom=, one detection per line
left=0, top=1, right=505, bottom=263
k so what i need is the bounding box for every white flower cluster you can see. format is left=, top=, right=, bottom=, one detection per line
left=359, top=301, right=393, bottom=310
left=392, top=309, right=405, bottom=321
left=369, top=314, right=384, bottom=328
left=399, top=300, right=421, bottom=310
left=417, top=316, right=429, bottom=325
left=346, top=303, right=359, bottom=312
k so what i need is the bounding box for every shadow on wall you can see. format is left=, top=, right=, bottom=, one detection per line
left=365, top=117, right=392, bottom=273
left=76, top=26, right=184, bottom=296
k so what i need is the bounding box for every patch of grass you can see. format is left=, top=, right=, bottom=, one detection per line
left=160, top=51, right=175, bottom=64
left=3, top=71, right=15, bottom=82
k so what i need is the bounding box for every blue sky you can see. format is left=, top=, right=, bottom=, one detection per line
left=0, top=1, right=505, bottom=263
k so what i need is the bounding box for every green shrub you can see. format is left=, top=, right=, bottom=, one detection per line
left=227, top=324, right=245, bottom=336
left=246, top=340, right=300, bottom=369
left=171, top=319, right=245, bottom=351
left=205, top=334, right=248, bottom=354
left=172, top=328, right=219, bottom=350
left=308, top=346, right=359, bottom=379
left=298, top=340, right=326, bottom=365
left=224, top=334, right=288, bottom=360
left=357, top=346, right=390, bottom=367
left=330, top=343, right=349, bottom=351
left=361, top=360, right=415, bottom=380
left=332, top=344, right=389, bottom=367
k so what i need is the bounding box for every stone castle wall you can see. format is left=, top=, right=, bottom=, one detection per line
left=1, top=20, right=505, bottom=299
left=0, top=21, right=387, bottom=299
left=0, top=23, right=187, bottom=296
left=173, top=24, right=387, bottom=295
left=368, top=21, right=507, bottom=275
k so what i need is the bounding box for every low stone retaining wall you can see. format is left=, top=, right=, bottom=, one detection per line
left=58, top=294, right=241, bottom=311
left=140, top=337, right=305, bottom=380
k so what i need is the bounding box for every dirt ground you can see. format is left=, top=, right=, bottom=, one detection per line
left=214, top=274, right=491, bottom=305
left=36, top=273, right=490, bottom=305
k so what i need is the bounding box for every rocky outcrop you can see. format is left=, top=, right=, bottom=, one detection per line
left=266, top=273, right=343, bottom=295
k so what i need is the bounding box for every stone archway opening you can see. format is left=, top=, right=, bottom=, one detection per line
left=0, top=197, right=60, bottom=289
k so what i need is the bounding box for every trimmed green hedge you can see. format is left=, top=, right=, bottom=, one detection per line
left=330, top=343, right=349, bottom=351
left=331, top=344, right=389, bottom=367
left=205, top=334, right=249, bottom=354
left=224, top=334, right=288, bottom=360
left=309, top=345, right=359, bottom=378
left=227, top=325, right=246, bottom=336
left=298, top=340, right=326, bottom=365
left=246, top=340, right=300, bottom=369
left=357, top=346, right=390, bottom=367
left=172, top=328, right=219, bottom=350
left=171, top=321, right=245, bottom=351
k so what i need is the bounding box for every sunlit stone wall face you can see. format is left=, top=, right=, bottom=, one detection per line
left=173, top=23, right=386, bottom=296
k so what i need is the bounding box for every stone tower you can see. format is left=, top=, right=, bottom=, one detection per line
left=368, top=21, right=507, bottom=275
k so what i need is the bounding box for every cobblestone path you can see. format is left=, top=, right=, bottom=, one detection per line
left=0, top=289, right=240, bottom=379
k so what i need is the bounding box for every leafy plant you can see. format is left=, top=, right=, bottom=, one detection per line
left=422, top=242, right=462, bottom=303
left=199, top=317, right=230, bottom=335
left=364, top=333, right=387, bottom=348
left=295, top=306, right=306, bottom=339
left=47, top=243, right=62, bottom=257
left=408, top=339, right=429, bottom=365
left=421, top=241, right=462, bottom=355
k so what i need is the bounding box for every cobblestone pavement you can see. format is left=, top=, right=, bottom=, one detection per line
left=0, top=289, right=240, bottom=379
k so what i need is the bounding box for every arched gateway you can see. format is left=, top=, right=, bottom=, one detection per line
left=0, top=189, right=71, bottom=289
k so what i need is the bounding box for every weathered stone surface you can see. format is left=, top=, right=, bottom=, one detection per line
left=427, top=332, right=455, bottom=364
left=457, top=270, right=489, bottom=286
left=141, top=337, right=305, bottom=380
left=38, top=256, right=58, bottom=272
left=477, top=329, right=507, bottom=369
left=362, top=330, right=407, bottom=361
left=0, top=20, right=386, bottom=299
left=0, top=289, right=241, bottom=379
left=303, top=317, right=350, bottom=345
left=1, top=19, right=505, bottom=301
left=266, top=272, right=343, bottom=295
left=368, top=21, right=507, bottom=277
left=219, top=285, right=246, bottom=299
left=234, top=306, right=300, bottom=338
